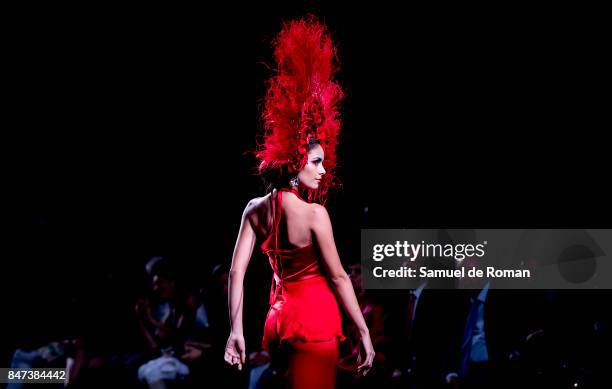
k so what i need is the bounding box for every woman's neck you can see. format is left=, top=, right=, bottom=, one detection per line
left=277, top=186, right=305, bottom=201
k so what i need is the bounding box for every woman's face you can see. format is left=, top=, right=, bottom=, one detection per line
left=348, top=264, right=362, bottom=290
left=297, top=144, right=326, bottom=190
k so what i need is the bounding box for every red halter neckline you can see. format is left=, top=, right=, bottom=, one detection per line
left=277, top=187, right=308, bottom=203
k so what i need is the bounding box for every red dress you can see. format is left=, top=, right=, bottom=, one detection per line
left=261, top=189, right=345, bottom=389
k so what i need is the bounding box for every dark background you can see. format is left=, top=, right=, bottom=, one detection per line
left=2, top=1, right=609, bottom=366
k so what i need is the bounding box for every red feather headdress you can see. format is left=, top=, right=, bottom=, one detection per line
left=256, top=17, right=344, bottom=204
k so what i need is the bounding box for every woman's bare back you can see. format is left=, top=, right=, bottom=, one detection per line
left=246, top=190, right=315, bottom=249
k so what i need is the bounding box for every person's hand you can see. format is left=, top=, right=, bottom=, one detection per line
left=391, top=368, right=402, bottom=380
left=184, top=340, right=212, bottom=350
left=224, top=332, right=246, bottom=370
left=181, top=343, right=204, bottom=362
left=356, top=332, right=375, bottom=376
left=248, top=350, right=270, bottom=367
left=445, top=372, right=459, bottom=388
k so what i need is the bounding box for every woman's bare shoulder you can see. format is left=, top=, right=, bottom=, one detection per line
left=308, top=202, right=328, bottom=216
left=306, top=203, right=330, bottom=226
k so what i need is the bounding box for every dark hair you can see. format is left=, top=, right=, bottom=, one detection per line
left=211, top=263, right=229, bottom=279
left=145, top=256, right=177, bottom=280
left=306, top=137, right=321, bottom=149
left=260, top=138, right=320, bottom=192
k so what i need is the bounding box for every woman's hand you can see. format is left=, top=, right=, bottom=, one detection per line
left=356, top=331, right=375, bottom=376
left=248, top=350, right=270, bottom=367
left=224, top=332, right=246, bottom=370
left=180, top=343, right=203, bottom=362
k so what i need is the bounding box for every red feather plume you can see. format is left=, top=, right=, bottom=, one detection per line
left=256, top=16, right=344, bottom=203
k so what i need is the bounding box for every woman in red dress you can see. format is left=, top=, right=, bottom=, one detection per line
left=223, top=17, right=375, bottom=388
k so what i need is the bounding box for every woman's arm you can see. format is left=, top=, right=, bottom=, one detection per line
left=134, top=299, right=159, bottom=350
left=224, top=200, right=257, bottom=370
left=311, top=204, right=375, bottom=375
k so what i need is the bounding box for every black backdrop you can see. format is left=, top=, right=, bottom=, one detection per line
left=2, top=1, right=609, bottom=366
